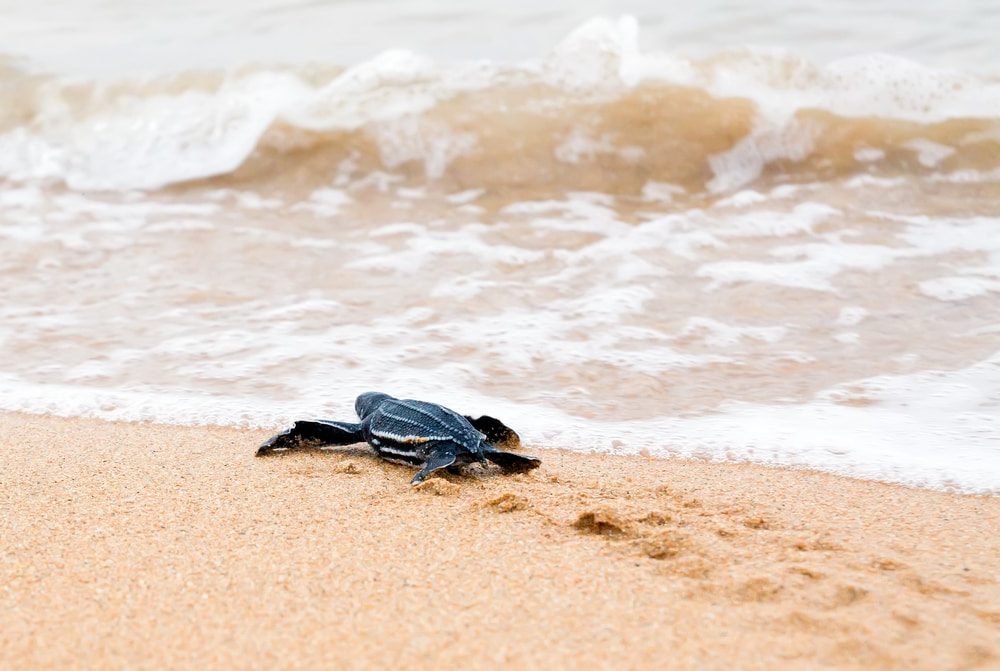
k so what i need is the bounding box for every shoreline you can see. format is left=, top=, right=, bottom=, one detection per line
left=2, top=411, right=998, bottom=669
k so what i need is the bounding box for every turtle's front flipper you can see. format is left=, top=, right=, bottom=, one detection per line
left=464, top=415, right=521, bottom=450
left=483, top=447, right=541, bottom=473
left=257, top=420, right=363, bottom=456
left=410, top=449, right=458, bottom=486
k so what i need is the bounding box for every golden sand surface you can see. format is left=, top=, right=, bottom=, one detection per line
left=2, top=412, right=998, bottom=670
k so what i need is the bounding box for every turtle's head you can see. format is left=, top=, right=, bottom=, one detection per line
left=355, top=392, right=392, bottom=419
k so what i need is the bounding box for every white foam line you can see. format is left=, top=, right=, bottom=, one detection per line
left=1, top=353, right=997, bottom=494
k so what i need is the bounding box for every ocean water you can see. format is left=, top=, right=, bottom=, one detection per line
left=1, top=3, right=999, bottom=492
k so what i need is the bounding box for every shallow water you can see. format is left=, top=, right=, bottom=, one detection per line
left=1, top=6, right=998, bottom=491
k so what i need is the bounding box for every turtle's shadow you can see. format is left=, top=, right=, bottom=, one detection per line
left=256, top=442, right=372, bottom=460
left=256, top=442, right=536, bottom=482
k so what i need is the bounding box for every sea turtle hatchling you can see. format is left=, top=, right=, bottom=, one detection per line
left=256, top=392, right=541, bottom=485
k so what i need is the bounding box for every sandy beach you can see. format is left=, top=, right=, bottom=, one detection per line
left=4, top=3, right=1000, bottom=669
left=2, top=411, right=997, bottom=670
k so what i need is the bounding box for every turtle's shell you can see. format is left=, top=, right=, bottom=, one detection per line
left=360, top=396, right=485, bottom=463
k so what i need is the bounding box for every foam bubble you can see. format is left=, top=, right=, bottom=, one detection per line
left=905, top=139, right=956, bottom=168
left=836, top=307, right=868, bottom=327
left=681, top=318, right=788, bottom=348
left=919, top=277, right=1000, bottom=302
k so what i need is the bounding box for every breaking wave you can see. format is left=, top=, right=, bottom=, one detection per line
left=2, top=16, right=999, bottom=194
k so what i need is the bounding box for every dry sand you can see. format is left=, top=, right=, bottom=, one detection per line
left=1, top=412, right=998, bottom=670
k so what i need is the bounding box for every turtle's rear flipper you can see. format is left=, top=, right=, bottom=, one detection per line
left=257, top=420, right=363, bottom=456
left=465, top=415, right=521, bottom=450
left=411, top=450, right=458, bottom=486
left=483, top=448, right=541, bottom=473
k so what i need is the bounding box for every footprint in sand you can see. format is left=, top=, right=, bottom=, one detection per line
left=638, top=511, right=672, bottom=526
left=641, top=529, right=686, bottom=560
left=975, top=610, right=1000, bottom=627
left=901, top=574, right=969, bottom=597
left=743, top=516, right=770, bottom=530
left=959, top=645, right=997, bottom=669
left=414, top=479, right=461, bottom=496
left=892, top=611, right=921, bottom=629
left=871, top=557, right=906, bottom=571
left=734, top=577, right=783, bottom=603
left=573, top=509, right=632, bottom=537
left=486, top=492, right=530, bottom=513
left=791, top=537, right=844, bottom=552
left=827, top=584, right=869, bottom=609
left=334, top=460, right=361, bottom=475
left=572, top=507, right=698, bottom=564
left=788, top=566, right=825, bottom=580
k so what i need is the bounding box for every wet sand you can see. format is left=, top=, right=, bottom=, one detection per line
left=2, top=412, right=998, bottom=669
